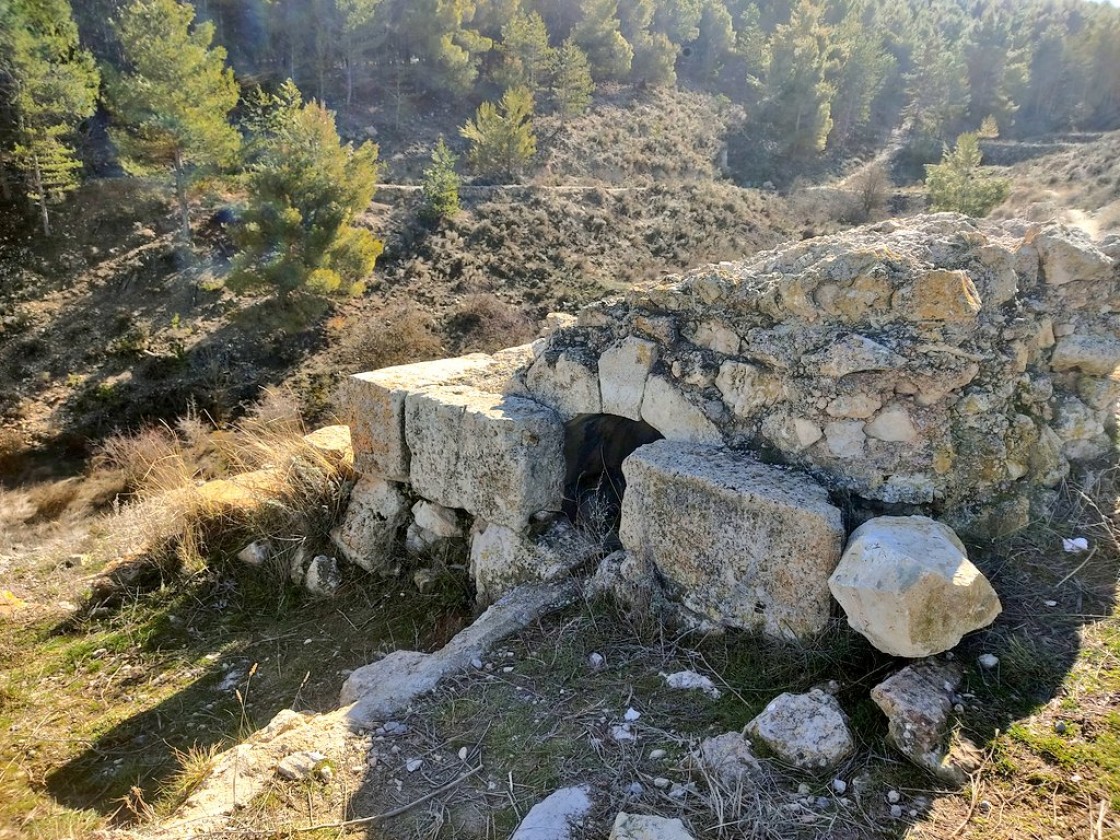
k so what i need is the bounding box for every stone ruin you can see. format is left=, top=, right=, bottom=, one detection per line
left=332, top=213, right=1118, bottom=647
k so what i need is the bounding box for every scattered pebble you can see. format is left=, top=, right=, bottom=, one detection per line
left=405, top=758, right=422, bottom=773
left=1062, top=537, right=1089, bottom=553
left=1070, top=773, right=1082, bottom=783
left=887, top=790, right=901, bottom=804
left=1044, top=600, right=1057, bottom=607
left=815, top=797, right=831, bottom=809
left=588, top=652, right=605, bottom=669
left=978, top=653, right=999, bottom=669
left=954, top=703, right=965, bottom=713
left=470, top=657, right=483, bottom=669
left=649, top=749, right=667, bottom=760
left=624, top=707, right=641, bottom=722
left=831, top=779, right=847, bottom=795
left=909, top=809, right=918, bottom=817
left=659, top=669, right=722, bottom=699
left=458, top=746, right=469, bottom=761
left=502, top=666, right=514, bottom=673
left=840, top=798, right=851, bottom=807
left=1055, top=721, right=1067, bottom=735
left=611, top=724, right=636, bottom=742
left=653, top=777, right=670, bottom=789
left=626, top=782, right=644, bottom=797
left=979, top=800, right=992, bottom=814
left=890, top=804, right=903, bottom=819
left=797, top=783, right=811, bottom=796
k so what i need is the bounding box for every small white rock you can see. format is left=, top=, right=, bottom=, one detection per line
left=832, top=779, right=847, bottom=794
left=649, top=749, right=667, bottom=760
left=978, top=653, right=999, bottom=669
left=626, top=782, right=644, bottom=797
left=890, top=804, right=903, bottom=818
left=653, top=777, right=670, bottom=789
left=405, top=758, right=422, bottom=773
left=887, top=790, right=901, bottom=804
left=624, top=707, right=641, bottom=722
left=1044, top=600, right=1057, bottom=607
left=458, top=746, right=469, bottom=761
left=797, top=783, right=811, bottom=796
left=588, top=652, right=605, bottom=669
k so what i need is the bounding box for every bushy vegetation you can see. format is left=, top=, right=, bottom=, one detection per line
left=230, top=82, right=382, bottom=299
left=925, top=132, right=1010, bottom=217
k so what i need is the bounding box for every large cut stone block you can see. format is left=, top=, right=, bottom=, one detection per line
left=619, top=440, right=844, bottom=638
left=828, top=516, right=1002, bottom=657
left=405, top=386, right=565, bottom=529
left=340, top=354, right=498, bottom=480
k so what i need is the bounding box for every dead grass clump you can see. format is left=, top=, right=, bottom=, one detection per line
left=447, top=293, right=536, bottom=354
left=337, top=301, right=445, bottom=372
left=24, top=478, right=82, bottom=524
left=87, top=394, right=352, bottom=611
left=0, top=426, right=26, bottom=479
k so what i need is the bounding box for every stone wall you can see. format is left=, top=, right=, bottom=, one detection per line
left=335, top=214, right=1119, bottom=635
left=522, top=215, right=1119, bottom=536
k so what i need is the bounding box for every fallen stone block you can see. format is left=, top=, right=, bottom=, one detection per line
left=329, top=475, right=408, bottom=573
left=619, top=441, right=844, bottom=638
left=696, top=732, right=758, bottom=782
left=871, top=660, right=980, bottom=784
left=1032, top=224, right=1114, bottom=286
left=470, top=519, right=587, bottom=605
left=828, top=516, right=1002, bottom=657
left=746, top=689, right=854, bottom=773
left=301, top=424, right=354, bottom=471
left=405, top=386, right=565, bottom=529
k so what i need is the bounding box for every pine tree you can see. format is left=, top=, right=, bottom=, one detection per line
left=105, top=0, right=240, bottom=242
left=764, top=0, right=838, bottom=157
left=571, top=0, right=633, bottom=82
left=460, top=87, right=537, bottom=181
left=0, top=0, right=99, bottom=235
left=546, top=39, right=594, bottom=118
left=924, top=132, right=1009, bottom=218
left=232, top=86, right=382, bottom=299
left=495, top=11, right=554, bottom=92
left=420, top=137, right=461, bottom=222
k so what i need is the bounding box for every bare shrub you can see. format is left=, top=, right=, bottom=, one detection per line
left=338, top=301, right=445, bottom=372
left=847, top=164, right=890, bottom=223
left=24, top=478, right=82, bottom=524
left=447, top=293, right=535, bottom=353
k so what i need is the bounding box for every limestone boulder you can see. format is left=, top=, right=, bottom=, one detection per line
left=1050, top=335, right=1120, bottom=376
left=404, top=500, right=464, bottom=556
left=696, top=732, right=759, bottom=782
left=746, top=689, right=854, bottom=773
left=510, top=787, right=592, bottom=840
left=640, top=377, right=722, bottom=444
left=1032, top=224, right=1114, bottom=286
left=470, top=519, right=584, bottom=605
left=405, top=386, right=565, bottom=529
left=619, top=440, right=844, bottom=638
left=329, top=475, right=408, bottom=573
left=525, top=349, right=602, bottom=419
left=340, top=354, right=499, bottom=480
left=872, top=660, right=980, bottom=784
left=828, top=516, right=1002, bottom=657
left=301, top=424, right=354, bottom=471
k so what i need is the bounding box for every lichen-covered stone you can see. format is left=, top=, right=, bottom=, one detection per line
left=746, top=689, right=854, bottom=772
left=872, top=660, right=979, bottom=784
left=619, top=440, right=844, bottom=638
left=829, top=516, right=1002, bottom=657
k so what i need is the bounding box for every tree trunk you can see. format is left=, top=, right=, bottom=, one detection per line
left=174, top=151, right=191, bottom=242
left=32, top=153, right=50, bottom=236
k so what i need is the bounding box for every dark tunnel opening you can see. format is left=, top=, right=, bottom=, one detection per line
left=562, top=413, right=664, bottom=530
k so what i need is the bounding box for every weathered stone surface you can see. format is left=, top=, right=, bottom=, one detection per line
left=872, top=661, right=979, bottom=784
left=619, top=440, right=844, bottom=638
left=1032, top=224, right=1115, bottom=286
left=330, top=475, right=407, bottom=573
left=804, top=334, right=902, bottom=379
left=895, top=269, right=982, bottom=322
left=1050, top=335, right=1120, bottom=376
left=746, top=689, right=854, bottom=772
left=302, top=424, right=354, bottom=471
left=599, top=337, right=658, bottom=419
left=511, top=787, right=593, bottom=840
left=470, top=519, right=591, bottom=605
left=525, top=350, right=601, bottom=419
left=715, top=361, right=784, bottom=419
left=610, top=813, right=696, bottom=840
left=340, top=354, right=499, bottom=480
left=236, top=541, right=269, bottom=567
left=829, top=516, right=1002, bottom=657
left=696, top=732, right=758, bottom=782
left=640, top=377, right=722, bottom=445
left=405, top=386, right=565, bottom=529
left=304, top=555, right=340, bottom=597
left=405, top=499, right=464, bottom=555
